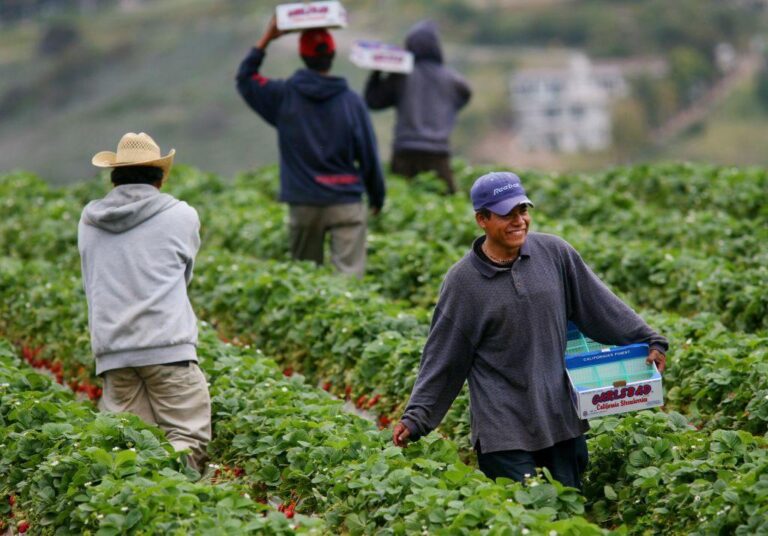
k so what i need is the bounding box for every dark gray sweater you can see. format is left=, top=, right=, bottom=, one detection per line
left=401, top=232, right=668, bottom=453
left=364, top=21, right=471, bottom=154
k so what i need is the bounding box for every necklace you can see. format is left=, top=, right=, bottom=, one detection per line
left=482, top=242, right=517, bottom=264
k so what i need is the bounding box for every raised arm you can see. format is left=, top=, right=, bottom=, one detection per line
left=364, top=71, right=404, bottom=110
left=235, top=17, right=286, bottom=126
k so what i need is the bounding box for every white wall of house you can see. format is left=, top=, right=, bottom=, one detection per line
left=511, top=54, right=625, bottom=153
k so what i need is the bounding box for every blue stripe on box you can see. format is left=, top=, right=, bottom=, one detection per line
left=565, top=343, right=649, bottom=369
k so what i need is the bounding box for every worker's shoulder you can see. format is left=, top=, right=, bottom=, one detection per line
left=442, top=250, right=478, bottom=285
left=341, top=86, right=367, bottom=106
left=165, top=198, right=200, bottom=224
left=527, top=231, right=574, bottom=253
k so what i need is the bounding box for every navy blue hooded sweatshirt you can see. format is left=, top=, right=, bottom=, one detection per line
left=237, top=48, right=385, bottom=208
left=365, top=21, right=471, bottom=154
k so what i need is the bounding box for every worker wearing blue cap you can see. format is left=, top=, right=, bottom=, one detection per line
left=392, top=171, right=668, bottom=491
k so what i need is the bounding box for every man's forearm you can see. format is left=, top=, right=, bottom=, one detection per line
left=256, top=35, right=271, bottom=50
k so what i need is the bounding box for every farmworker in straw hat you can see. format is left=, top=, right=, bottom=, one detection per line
left=392, top=172, right=668, bottom=491
left=235, top=17, right=386, bottom=278
left=78, top=132, right=211, bottom=473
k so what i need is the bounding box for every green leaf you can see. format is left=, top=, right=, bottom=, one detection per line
left=259, top=465, right=281, bottom=485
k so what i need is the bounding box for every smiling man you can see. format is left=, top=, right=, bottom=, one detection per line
left=392, top=171, right=668, bottom=491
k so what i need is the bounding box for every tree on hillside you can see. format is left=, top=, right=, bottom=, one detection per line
left=612, top=97, right=649, bottom=161
left=669, top=46, right=715, bottom=104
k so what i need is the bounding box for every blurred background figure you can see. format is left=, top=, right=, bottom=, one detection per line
left=364, top=20, right=471, bottom=194
left=236, top=18, right=385, bottom=278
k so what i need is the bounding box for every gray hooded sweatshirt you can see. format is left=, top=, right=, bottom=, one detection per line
left=78, top=184, right=200, bottom=375
left=364, top=20, right=472, bottom=154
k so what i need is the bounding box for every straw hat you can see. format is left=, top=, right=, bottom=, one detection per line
left=92, top=132, right=175, bottom=180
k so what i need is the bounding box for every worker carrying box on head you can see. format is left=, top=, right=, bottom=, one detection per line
left=350, top=40, right=414, bottom=74
left=276, top=1, right=347, bottom=32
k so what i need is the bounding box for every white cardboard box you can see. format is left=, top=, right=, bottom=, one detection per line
left=350, top=40, right=414, bottom=73
left=275, top=1, right=348, bottom=32
left=565, top=343, right=664, bottom=419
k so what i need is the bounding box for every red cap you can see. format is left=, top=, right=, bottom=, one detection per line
left=299, top=29, right=335, bottom=57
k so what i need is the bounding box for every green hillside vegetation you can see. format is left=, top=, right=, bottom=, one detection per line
left=663, top=75, right=768, bottom=166
left=0, top=0, right=766, bottom=184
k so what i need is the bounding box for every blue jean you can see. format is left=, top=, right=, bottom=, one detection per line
left=477, top=435, right=589, bottom=490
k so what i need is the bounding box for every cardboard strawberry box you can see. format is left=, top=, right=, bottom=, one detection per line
left=350, top=40, right=414, bottom=73
left=275, top=1, right=348, bottom=32
left=564, top=323, right=664, bottom=419
left=565, top=343, right=663, bottom=419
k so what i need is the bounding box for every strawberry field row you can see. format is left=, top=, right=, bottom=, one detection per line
left=0, top=295, right=602, bottom=534
left=3, top=262, right=767, bottom=534
left=1, top=252, right=767, bottom=533
left=2, top=165, right=767, bottom=438
left=2, top=166, right=766, bottom=331
left=2, top=162, right=767, bottom=533
left=2, top=166, right=767, bottom=438
left=0, top=339, right=324, bottom=535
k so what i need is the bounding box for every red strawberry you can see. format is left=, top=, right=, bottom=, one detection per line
left=321, top=382, right=331, bottom=391
left=367, top=394, right=381, bottom=408
left=18, top=520, right=30, bottom=533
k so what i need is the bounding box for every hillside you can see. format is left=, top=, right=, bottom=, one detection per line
left=0, top=0, right=472, bottom=184
left=0, top=0, right=767, bottom=183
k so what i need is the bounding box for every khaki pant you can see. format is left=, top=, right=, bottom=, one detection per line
left=100, top=363, right=212, bottom=472
left=289, top=202, right=367, bottom=278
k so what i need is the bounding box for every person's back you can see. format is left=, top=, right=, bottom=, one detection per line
left=395, top=21, right=471, bottom=154
left=79, top=132, right=210, bottom=473
left=237, top=21, right=385, bottom=277
left=79, top=186, right=199, bottom=367
left=365, top=20, right=471, bottom=192
left=274, top=69, right=379, bottom=205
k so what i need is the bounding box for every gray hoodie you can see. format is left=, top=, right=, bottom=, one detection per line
left=78, top=184, right=200, bottom=375
left=365, top=20, right=472, bottom=154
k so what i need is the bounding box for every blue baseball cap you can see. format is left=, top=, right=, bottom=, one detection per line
left=470, top=172, right=533, bottom=215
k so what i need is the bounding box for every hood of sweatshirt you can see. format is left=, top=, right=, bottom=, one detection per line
left=405, top=20, right=443, bottom=63
left=291, top=68, right=349, bottom=101
left=81, top=183, right=179, bottom=233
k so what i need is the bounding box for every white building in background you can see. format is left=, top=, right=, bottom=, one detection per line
left=510, top=54, right=628, bottom=153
